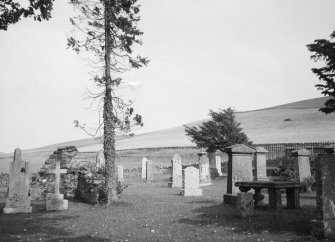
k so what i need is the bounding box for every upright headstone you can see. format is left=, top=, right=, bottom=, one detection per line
left=169, top=154, right=182, bottom=188
left=292, top=148, right=311, bottom=183
left=215, top=151, right=223, bottom=176
left=146, top=160, right=154, bottom=182
left=180, top=167, right=202, bottom=196
left=3, top=148, right=32, bottom=214
left=117, top=165, right=124, bottom=182
left=198, top=151, right=211, bottom=186
left=311, top=154, right=335, bottom=240
left=46, top=159, right=68, bottom=211
left=96, top=149, right=104, bottom=168
left=254, top=147, right=269, bottom=181
left=224, top=144, right=255, bottom=204
left=141, top=157, right=147, bottom=179
left=208, top=151, right=219, bottom=178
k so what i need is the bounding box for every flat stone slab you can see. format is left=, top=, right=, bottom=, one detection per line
left=3, top=206, right=32, bottom=214
left=235, top=181, right=301, bottom=189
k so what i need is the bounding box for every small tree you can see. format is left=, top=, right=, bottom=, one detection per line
left=307, top=31, right=335, bottom=114
left=0, top=0, right=54, bottom=31
left=184, top=108, right=250, bottom=152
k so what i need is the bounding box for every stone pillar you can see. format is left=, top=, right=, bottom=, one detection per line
left=291, top=148, right=311, bottom=182
left=215, top=151, right=223, bottom=176
left=169, top=154, right=182, bottom=188
left=208, top=151, right=218, bottom=178
left=254, top=147, right=269, bottom=181
left=198, top=151, right=211, bottom=186
left=311, top=154, right=335, bottom=240
left=117, top=165, right=124, bottom=182
left=180, top=167, right=202, bottom=196
left=223, top=144, right=255, bottom=204
left=141, top=157, right=147, bottom=179
left=3, top=148, right=32, bottom=214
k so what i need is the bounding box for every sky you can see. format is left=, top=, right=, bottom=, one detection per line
left=0, top=0, right=335, bottom=153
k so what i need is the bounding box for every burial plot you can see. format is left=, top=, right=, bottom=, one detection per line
left=142, top=157, right=147, bottom=179
left=117, top=165, right=124, bottom=182
left=198, top=151, right=211, bottom=186
left=223, top=144, right=254, bottom=204
left=46, top=159, right=68, bottom=211
left=168, top=154, right=182, bottom=188
left=254, top=147, right=269, bottom=181
left=96, top=149, right=104, bottom=168
left=311, top=154, right=335, bottom=240
left=180, top=167, right=202, bottom=196
left=291, top=148, right=311, bottom=183
left=3, top=148, right=32, bottom=214
left=146, top=159, right=154, bottom=182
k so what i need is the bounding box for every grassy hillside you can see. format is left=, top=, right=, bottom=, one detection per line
left=1, top=96, right=334, bottom=173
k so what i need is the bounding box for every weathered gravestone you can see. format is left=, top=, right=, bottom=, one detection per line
left=215, top=151, right=223, bottom=176
left=254, top=147, right=269, bottom=181
left=180, top=167, right=202, bottom=196
left=168, top=154, right=182, bottom=188
left=224, top=144, right=254, bottom=204
left=146, top=160, right=154, bottom=182
left=291, top=148, right=311, bottom=183
left=311, top=154, right=335, bottom=240
left=117, top=165, right=124, bottom=182
left=96, top=149, right=104, bottom=168
left=46, top=159, right=68, bottom=211
left=208, top=151, right=219, bottom=178
left=236, top=192, right=254, bottom=218
left=3, top=148, right=32, bottom=214
left=198, top=151, right=211, bottom=186
left=141, top=157, right=147, bottom=179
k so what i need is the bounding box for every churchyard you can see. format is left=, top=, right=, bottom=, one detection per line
left=0, top=144, right=334, bottom=241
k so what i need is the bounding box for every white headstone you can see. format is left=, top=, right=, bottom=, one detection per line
left=3, top=148, right=32, bottom=214
left=96, top=149, right=104, bottom=168
left=198, top=152, right=211, bottom=186
left=180, top=166, right=202, bottom=196
left=117, top=165, right=124, bottom=182
left=215, top=153, right=223, bottom=176
left=171, top=154, right=182, bottom=188
left=141, top=157, right=147, bottom=179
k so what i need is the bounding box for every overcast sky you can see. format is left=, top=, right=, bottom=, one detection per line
left=1, top=0, right=335, bottom=153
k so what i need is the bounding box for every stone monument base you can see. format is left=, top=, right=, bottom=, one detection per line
left=3, top=206, right=32, bottom=214
left=224, top=193, right=238, bottom=205
left=210, top=168, right=219, bottom=178
left=180, top=188, right=202, bottom=196
left=46, top=194, right=68, bottom=211
left=199, top=180, right=212, bottom=186
left=311, top=219, right=335, bottom=240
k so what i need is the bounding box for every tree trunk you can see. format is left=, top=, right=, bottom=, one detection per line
left=103, top=0, right=118, bottom=204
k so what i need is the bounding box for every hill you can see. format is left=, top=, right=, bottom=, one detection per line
left=0, top=96, right=334, bottom=172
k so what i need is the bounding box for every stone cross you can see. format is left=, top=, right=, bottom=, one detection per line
left=47, top=159, right=67, bottom=195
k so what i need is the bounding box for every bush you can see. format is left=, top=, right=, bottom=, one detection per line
left=301, top=176, right=316, bottom=193
left=272, top=156, right=299, bottom=182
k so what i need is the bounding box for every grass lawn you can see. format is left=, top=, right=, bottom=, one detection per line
left=0, top=175, right=326, bottom=242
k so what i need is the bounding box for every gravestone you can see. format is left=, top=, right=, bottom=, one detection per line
left=236, top=192, right=254, bottom=218
left=96, top=149, right=104, bottom=168
left=169, top=154, right=182, bottom=188
left=292, top=148, right=311, bottom=182
left=3, top=148, right=32, bottom=214
left=311, top=154, right=335, bottom=240
left=215, top=151, right=223, bottom=176
left=117, top=165, right=124, bottom=182
left=224, top=144, right=254, bottom=204
left=146, top=160, right=154, bottom=182
left=46, top=159, right=68, bottom=211
left=141, top=157, right=147, bottom=179
left=208, top=151, right=219, bottom=178
left=254, top=147, right=269, bottom=181
left=180, top=167, right=202, bottom=196
left=198, top=151, right=211, bottom=186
